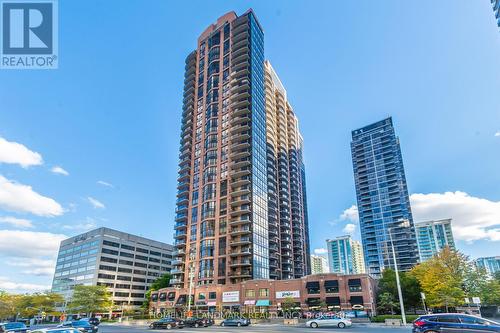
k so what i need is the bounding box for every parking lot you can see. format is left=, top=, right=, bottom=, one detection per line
left=96, top=323, right=411, bottom=333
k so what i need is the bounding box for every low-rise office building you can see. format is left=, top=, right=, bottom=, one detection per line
left=51, top=227, right=174, bottom=313
left=149, top=273, right=376, bottom=315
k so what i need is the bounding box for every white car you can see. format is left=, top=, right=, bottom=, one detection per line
left=306, top=316, right=352, bottom=328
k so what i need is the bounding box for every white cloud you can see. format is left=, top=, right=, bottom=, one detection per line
left=314, top=248, right=328, bottom=255
left=0, top=230, right=66, bottom=258
left=495, top=131, right=500, bottom=137
left=97, top=180, right=114, bottom=188
left=6, top=259, right=55, bottom=277
left=62, top=217, right=97, bottom=231
left=51, top=166, right=69, bottom=176
left=411, top=191, right=500, bottom=243
left=0, top=175, right=63, bottom=217
left=340, top=205, right=359, bottom=223
left=0, top=137, right=43, bottom=168
left=87, top=196, right=105, bottom=209
left=0, top=216, right=33, bottom=228
left=342, top=223, right=357, bottom=235
left=0, top=276, right=50, bottom=293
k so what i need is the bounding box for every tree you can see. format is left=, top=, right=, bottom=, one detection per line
left=18, top=292, right=64, bottom=318
left=67, top=285, right=112, bottom=316
left=377, top=269, right=422, bottom=312
left=0, top=291, right=19, bottom=320
left=281, top=297, right=296, bottom=313
left=377, top=292, right=399, bottom=315
left=411, top=247, right=467, bottom=309
left=142, top=274, right=171, bottom=310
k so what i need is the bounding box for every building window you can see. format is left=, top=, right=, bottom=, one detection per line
left=209, top=292, right=216, bottom=300
left=245, top=289, right=255, bottom=298
left=348, top=279, right=362, bottom=292
left=259, top=288, right=269, bottom=297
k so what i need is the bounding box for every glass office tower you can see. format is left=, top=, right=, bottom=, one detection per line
left=415, top=218, right=455, bottom=262
left=351, top=117, right=418, bottom=276
left=492, top=0, right=500, bottom=28
left=172, top=10, right=310, bottom=288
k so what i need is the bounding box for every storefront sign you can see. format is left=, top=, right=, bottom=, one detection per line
left=244, top=300, right=256, bottom=305
left=222, top=291, right=240, bottom=303
left=276, top=290, right=300, bottom=299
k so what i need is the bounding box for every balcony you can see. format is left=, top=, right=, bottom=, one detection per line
left=171, top=259, right=183, bottom=266
left=230, top=236, right=251, bottom=247
left=170, top=268, right=183, bottom=275
left=230, top=195, right=251, bottom=206
left=229, top=248, right=251, bottom=256
left=230, top=158, right=251, bottom=170
left=229, top=259, right=251, bottom=267
left=174, top=221, right=187, bottom=230
left=231, top=185, right=250, bottom=197
left=229, top=226, right=251, bottom=235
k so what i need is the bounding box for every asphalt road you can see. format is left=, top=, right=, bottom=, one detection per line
left=97, top=323, right=412, bottom=333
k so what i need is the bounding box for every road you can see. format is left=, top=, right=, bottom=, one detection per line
left=96, top=323, right=412, bottom=333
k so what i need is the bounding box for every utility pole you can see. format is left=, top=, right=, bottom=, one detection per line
left=187, top=267, right=195, bottom=314
left=389, top=222, right=407, bottom=326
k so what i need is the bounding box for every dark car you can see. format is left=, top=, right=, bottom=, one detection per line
left=0, top=322, right=28, bottom=333
left=220, top=317, right=250, bottom=327
left=58, top=320, right=98, bottom=333
left=413, top=313, right=500, bottom=333
left=149, top=317, right=184, bottom=330
left=80, top=317, right=100, bottom=326
left=184, top=317, right=207, bottom=328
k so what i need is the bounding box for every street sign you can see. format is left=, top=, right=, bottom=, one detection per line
left=464, top=297, right=470, bottom=304
left=472, top=297, right=481, bottom=304
left=420, top=292, right=426, bottom=300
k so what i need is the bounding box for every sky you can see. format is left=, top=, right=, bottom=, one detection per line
left=0, top=0, right=499, bottom=293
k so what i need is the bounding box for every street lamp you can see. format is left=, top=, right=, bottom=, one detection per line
left=388, top=220, right=409, bottom=326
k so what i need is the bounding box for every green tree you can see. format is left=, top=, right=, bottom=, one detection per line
left=377, top=269, right=422, bottom=311
left=67, top=285, right=112, bottom=316
left=142, top=274, right=171, bottom=310
left=18, top=292, right=64, bottom=318
left=377, top=292, right=399, bottom=315
left=281, top=297, right=296, bottom=313
left=0, top=291, right=19, bottom=320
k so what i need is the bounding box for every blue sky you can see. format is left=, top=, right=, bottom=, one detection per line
left=1, top=0, right=499, bottom=292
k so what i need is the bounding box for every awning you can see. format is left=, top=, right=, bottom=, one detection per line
left=348, top=279, right=361, bottom=286
left=350, top=296, right=364, bottom=305
left=306, top=281, right=320, bottom=288
left=207, top=301, right=217, bottom=306
left=306, top=298, right=320, bottom=305
left=324, top=280, right=339, bottom=287
left=255, top=300, right=271, bottom=306
left=325, top=297, right=341, bottom=305
left=244, top=300, right=256, bottom=305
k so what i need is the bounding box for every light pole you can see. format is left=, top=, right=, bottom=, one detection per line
left=388, top=220, right=408, bottom=326
left=187, top=267, right=195, bottom=314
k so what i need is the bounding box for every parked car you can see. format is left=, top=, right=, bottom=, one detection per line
left=0, top=322, right=28, bottom=333
left=149, top=317, right=185, bottom=330
left=80, top=318, right=100, bottom=326
left=58, top=320, right=98, bottom=333
left=413, top=313, right=500, bottom=333
left=305, top=316, right=352, bottom=328
left=29, top=329, right=80, bottom=333
left=204, top=318, right=214, bottom=326
left=220, top=317, right=250, bottom=327
left=184, top=317, right=207, bottom=328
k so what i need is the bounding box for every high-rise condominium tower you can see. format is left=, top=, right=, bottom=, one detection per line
left=351, top=117, right=418, bottom=276
left=264, top=60, right=310, bottom=279
left=326, top=236, right=365, bottom=275
left=172, top=10, right=309, bottom=288
left=492, top=0, right=500, bottom=28
left=310, top=255, right=329, bottom=274
left=415, top=218, right=455, bottom=262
